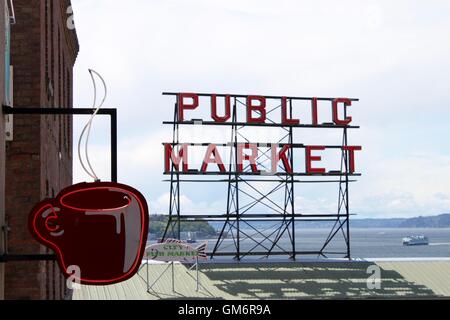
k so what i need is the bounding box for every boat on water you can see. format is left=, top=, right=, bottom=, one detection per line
left=181, top=231, right=197, bottom=244
left=402, top=235, right=429, bottom=246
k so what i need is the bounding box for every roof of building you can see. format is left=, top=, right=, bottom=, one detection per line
left=72, top=259, right=450, bottom=300
left=377, top=261, right=450, bottom=297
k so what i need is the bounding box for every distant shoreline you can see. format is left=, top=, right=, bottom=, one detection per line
left=206, top=214, right=450, bottom=229
left=344, top=213, right=450, bottom=228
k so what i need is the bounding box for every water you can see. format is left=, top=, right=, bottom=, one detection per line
left=334, top=228, right=450, bottom=258
left=194, top=228, right=450, bottom=259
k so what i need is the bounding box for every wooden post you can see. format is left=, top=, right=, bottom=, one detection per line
left=146, top=259, right=149, bottom=292
left=196, top=257, right=199, bottom=292
left=172, top=262, right=175, bottom=293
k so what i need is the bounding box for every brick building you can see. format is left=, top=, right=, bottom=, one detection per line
left=2, top=0, right=79, bottom=300
left=0, top=0, right=10, bottom=301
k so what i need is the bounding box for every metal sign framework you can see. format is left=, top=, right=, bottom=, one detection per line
left=161, top=93, right=361, bottom=260
left=0, top=105, right=118, bottom=263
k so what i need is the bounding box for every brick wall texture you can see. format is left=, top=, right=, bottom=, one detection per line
left=0, top=0, right=6, bottom=301
left=4, top=0, right=79, bottom=300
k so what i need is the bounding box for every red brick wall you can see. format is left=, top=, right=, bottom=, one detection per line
left=4, top=0, right=78, bottom=300
left=0, top=0, right=6, bottom=301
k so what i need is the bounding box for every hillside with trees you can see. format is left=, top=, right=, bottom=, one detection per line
left=148, top=215, right=216, bottom=240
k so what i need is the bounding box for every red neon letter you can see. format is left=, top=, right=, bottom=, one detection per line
left=201, top=144, right=226, bottom=173
left=271, top=145, right=293, bottom=174
left=237, top=143, right=259, bottom=173
left=165, top=144, right=189, bottom=173
left=342, top=146, right=362, bottom=174
left=211, top=94, right=231, bottom=123
left=332, top=98, right=352, bottom=125
left=179, top=93, right=199, bottom=122
left=311, top=98, right=319, bottom=125
left=305, top=146, right=326, bottom=174
left=281, top=97, right=300, bottom=125
left=247, top=96, right=266, bottom=124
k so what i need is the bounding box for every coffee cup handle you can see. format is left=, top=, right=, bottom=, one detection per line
left=29, top=200, right=63, bottom=243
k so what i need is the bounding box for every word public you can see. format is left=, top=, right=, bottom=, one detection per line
left=164, top=93, right=362, bottom=175
left=176, top=92, right=355, bottom=125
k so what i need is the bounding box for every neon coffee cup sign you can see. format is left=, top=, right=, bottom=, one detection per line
left=29, top=182, right=149, bottom=285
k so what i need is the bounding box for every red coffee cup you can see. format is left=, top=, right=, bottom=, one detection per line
left=29, top=182, right=149, bottom=285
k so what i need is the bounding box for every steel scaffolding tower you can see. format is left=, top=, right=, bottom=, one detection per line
left=162, top=93, right=360, bottom=260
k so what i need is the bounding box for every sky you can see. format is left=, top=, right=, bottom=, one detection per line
left=70, top=0, right=450, bottom=219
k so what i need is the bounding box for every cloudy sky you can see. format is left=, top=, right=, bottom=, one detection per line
left=71, top=0, right=450, bottom=219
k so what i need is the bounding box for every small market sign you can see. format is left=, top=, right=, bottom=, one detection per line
left=145, top=239, right=208, bottom=262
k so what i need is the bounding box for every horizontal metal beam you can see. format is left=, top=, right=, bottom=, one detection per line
left=163, top=142, right=352, bottom=149
left=164, top=171, right=361, bottom=177
left=2, top=105, right=116, bottom=116
left=168, top=213, right=355, bottom=219
left=162, top=92, right=360, bottom=102
left=210, top=251, right=348, bottom=257
left=162, top=179, right=358, bottom=183
left=163, top=120, right=360, bottom=129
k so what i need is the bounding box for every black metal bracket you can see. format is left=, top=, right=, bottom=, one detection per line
left=2, top=105, right=118, bottom=182
left=1, top=105, right=119, bottom=263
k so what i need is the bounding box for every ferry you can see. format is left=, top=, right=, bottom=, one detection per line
left=181, top=231, right=197, bottom=244
left=402, top=235, right=429, bottom=246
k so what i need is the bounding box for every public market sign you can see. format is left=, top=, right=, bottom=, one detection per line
left=164, top=93, right=362, bottom=176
